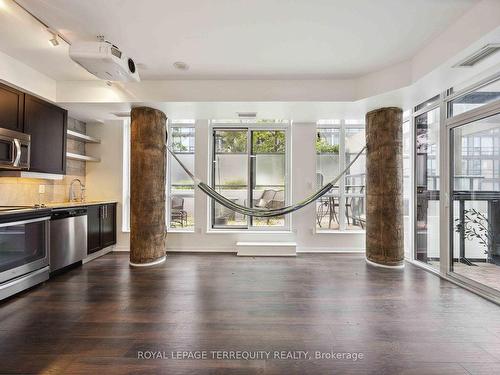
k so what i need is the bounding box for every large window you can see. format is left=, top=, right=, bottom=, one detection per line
left=403, top=74, right=500, bottom=301
left=168, top=122, right=195, bottom=231
left=316, top=120, right=366, bottom=231
left=403, top=113, right=412, bottom=259
left=211, top=124, right=288, bottom=230
left=415, top=105, right=440, bottom=269
left=450, top=112, right=500, bottom=292
left=449, top=79, right=500, bottom=117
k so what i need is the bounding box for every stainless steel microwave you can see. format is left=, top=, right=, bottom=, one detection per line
left=0, top=128, right=30, bottom=170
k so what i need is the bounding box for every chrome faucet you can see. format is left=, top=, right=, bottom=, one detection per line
left=69, top=178, right=86, bottom=202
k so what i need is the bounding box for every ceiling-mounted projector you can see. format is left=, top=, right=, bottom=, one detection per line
left=69, top=40, right=140, bottom=82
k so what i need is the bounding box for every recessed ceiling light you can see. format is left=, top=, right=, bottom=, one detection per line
left=173, top=61, right=189, bottom=71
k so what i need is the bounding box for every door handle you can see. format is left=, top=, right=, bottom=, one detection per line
left=13, top=139, right=21, bottom=167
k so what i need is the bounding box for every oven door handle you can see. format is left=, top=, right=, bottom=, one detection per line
left=13, top=139, right=21, bottom=167
left=0, top=216, right=51, bottom=228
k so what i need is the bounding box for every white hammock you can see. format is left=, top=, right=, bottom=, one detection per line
left=167, top=145, right=366, bottom=217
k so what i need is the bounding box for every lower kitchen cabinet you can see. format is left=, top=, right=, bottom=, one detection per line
left=87, top=205, right=102, bottom=254
left=87, top=203, right=117, bottom=255
left=101, top=203, right=116, bottom=248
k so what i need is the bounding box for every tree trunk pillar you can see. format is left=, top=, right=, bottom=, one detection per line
left=130, top=107, right=167, bottom=266
left=365, top=107, right=404, bottom=268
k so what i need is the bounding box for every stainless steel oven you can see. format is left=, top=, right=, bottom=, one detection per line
left=0, top=128, right=30, bottom=170
left=0, top=209, right=50, bottom=300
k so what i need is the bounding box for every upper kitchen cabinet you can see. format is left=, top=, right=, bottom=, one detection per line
left=24, top=94, right=67, bottom=175
left=0, top=82, right=24, bottom=132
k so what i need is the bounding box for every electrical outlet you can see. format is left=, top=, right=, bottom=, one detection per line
left=38, top=185, right=45, bottom=194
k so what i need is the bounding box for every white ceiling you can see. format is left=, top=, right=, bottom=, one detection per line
left=0, top=0, right=93, bottom=80
left=13, top=0, right=480, bottom=80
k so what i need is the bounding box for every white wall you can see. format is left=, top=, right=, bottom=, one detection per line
left=85, top=120, right=129, bottom=249
left=0, top=49, right=56, bottom=101
left=102, top=118, right=364, bottom=253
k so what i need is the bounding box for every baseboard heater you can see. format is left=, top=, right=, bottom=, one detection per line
left=236, top=242, right=297, bottom=257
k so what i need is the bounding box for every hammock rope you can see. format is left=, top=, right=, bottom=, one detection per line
left=167, top=145, right=366, bottom=217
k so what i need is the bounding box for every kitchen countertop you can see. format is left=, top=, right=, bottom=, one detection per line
left=0, top=207, right=53, bottom=222
left=45, top=200, right=118, bottom=209
left=0, top=201, right=117, bottom=220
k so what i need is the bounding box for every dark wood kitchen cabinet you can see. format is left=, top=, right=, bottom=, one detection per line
left=24, top=94, right=67, bottom=174
left=87, top=203, right=117, bottom=255
left=87, top=205, right=102, bottom=254
left=101, top=203, right=116, bottom=248
left=0, top=82, right=24, bottom=132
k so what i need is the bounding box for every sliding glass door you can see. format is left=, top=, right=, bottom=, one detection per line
left=250, top=130, right=286, bottom=227
left=211, top=126, right=288, bottom=230
left=415, top=106, right=440, bottom=269
left=212, top=129, right=249, bottom=228
left=168, top=124, right=195, bottom=230
left=449, top=112, right=500, bottom=292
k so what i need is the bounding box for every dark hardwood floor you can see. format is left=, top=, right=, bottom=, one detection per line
left=1, top=253, right=500, bottom=374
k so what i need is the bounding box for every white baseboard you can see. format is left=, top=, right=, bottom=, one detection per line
left=297, top=247, right=365, bottom=253
left=236, top=242, right=297, bottom=257
left=166, top=247, right=236, bottom=253
left=130, top=256, right=166, bottom=267
left=365, top=257, right=405, bottom=269
left=109, top=246, right=365, bottom=254
left=83, top=246, right=114, bottom=263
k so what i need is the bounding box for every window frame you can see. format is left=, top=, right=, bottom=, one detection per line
left=315, top=120, right=366, bottom=232
left=208, top=121, right=291, bottom=232
left=167, top=120, right=196, bottom=233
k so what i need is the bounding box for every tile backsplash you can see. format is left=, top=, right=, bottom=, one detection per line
left=0, top=118, right=87, bottom=206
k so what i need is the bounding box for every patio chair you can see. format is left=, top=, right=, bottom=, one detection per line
left=270, top=190, right=285, bottom=209
left=253, top=189, right=279, bottom=225
left=255, top=189, right=277, bottom=208
left=171, top=196, right=188, bottom=227
left=316, top=173, right=338, bottom=228
left=348, top=186, right=365, bottom=229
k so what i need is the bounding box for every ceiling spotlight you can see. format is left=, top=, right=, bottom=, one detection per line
left=173, top=61, right=189, bottom=71
left=48, top=29, right=59, bottom=46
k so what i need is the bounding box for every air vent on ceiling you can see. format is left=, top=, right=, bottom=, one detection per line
left=237, top=112, right=257, bottom=118
left=453, top=44, right=500, bottom=68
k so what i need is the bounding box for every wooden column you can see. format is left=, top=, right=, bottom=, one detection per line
left=365, top=107, right=404, bottom=268
left=130, top=107, right=167, bottom=266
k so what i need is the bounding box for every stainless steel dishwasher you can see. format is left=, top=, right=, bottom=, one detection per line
left=49, top=208, right=88, bottom=273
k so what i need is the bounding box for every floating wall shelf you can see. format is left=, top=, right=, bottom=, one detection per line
left=66, top=152, right=101, bottom=163
left=67, top=129, right=101, bottom=144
